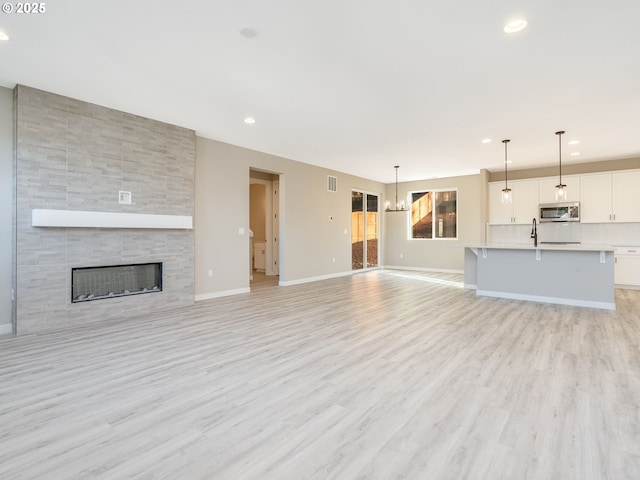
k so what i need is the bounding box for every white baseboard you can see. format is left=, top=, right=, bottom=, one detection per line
left=0, top=323, right=13, bottom=336
left=279, top=270, right=354, bottom=287
left=476, top=289, right=616, bottom=311
left=383, top=265, right=464, bottom=275
left=615, top=284, right=640, bottom=291
left=195, top=287, right=250, bottom=301
left=464, top=283, right=477, bottom=290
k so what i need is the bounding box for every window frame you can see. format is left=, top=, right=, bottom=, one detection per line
left=407, top=188, right=459, bottom=241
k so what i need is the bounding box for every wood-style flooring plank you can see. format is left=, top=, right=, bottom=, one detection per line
left=1, top=269, right=639, bottom=479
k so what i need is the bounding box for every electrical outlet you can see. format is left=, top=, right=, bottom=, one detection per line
left=208, top=269, right=213, bottom=278
left=400, top=253, right=404, bottom=259
left=332, top=258, right=336, bottom=263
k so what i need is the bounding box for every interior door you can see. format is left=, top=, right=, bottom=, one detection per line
left=273, top=180, right=280, bottom=275
left=352, top=191, right=379, bottom=270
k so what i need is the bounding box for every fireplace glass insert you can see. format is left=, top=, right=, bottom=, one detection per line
left=72, top=263, right=162, bottom=303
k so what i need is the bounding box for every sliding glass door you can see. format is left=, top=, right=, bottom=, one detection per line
left=352, top=191, right=379, bottom=270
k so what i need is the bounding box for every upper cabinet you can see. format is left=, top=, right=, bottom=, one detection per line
left=581, top=171, right=640, bottom=223
left=538, top=175, right=581, bottom=204
left=489, top=169, right=640, bottom=225
left=489, top=179, right=539, bottom=225
left=613, top=171, right=640, bottom=222
left=580, top=174, right=612, bottom=223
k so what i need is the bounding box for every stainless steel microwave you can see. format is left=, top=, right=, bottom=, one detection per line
left=539, top=202, right=580, bottom=223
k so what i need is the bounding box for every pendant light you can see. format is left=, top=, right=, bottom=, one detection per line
left=555, top=130, right=567, bottom=200
left=385, top=165, right=406, bottom=212
left=501, top=139, right=512, bottom=204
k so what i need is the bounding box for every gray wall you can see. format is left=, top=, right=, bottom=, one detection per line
left=195, top=137, right=384, bottom=297
left=15, top=86, right=195, bottom=334
left=0, top=87, right=12, bottom=331
left=384, top=171, right=488, bottom=272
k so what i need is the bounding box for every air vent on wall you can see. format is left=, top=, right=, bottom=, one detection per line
left=327, top=175, right=337, bottom=192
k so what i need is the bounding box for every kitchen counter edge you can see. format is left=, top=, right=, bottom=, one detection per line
left=457, top=244, right=616, bottom=252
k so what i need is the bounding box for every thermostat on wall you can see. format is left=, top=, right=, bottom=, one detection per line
left=119, top=191, right=132, bottom=205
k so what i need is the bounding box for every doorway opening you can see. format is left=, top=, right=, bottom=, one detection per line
left=352, top=191, right=380, bottom=270
left=250, top=170, right=281, bottom=289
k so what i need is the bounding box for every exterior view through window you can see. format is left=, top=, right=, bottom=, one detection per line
left=410, top=190, right=457, bottom=239
left=352, top=191, right=379, bottom=269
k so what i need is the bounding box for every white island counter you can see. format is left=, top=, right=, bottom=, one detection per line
left=462, top=244, right=616, bottom=310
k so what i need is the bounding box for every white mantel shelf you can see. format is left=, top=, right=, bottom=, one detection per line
left=32, top=209, right=193, bottom=229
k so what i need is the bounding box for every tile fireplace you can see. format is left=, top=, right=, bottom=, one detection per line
left=15, top=85, right=195, bottom=334
left=72, top=263, right=162, bottom=303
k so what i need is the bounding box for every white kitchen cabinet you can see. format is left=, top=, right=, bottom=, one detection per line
left=512, top=180, right=539, bottom=224
left=580, top=174, right=611, bottom=223
left=489, top=180, right=539, bottom=225
left=538, top=175, right=581, bottom=204
left=581, top=171, right=640, bottom=223
left=615, top=247, right=640, bottom=287
left=613, top=171, right=640, bottom=222
left=488, top=182, right=513, bottom=224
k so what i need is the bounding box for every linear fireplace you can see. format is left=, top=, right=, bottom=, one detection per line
left=72, top=263, right=162, bottom=303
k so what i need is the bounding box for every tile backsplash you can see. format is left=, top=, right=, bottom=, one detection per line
left=488, top=222, right=640, bottom=246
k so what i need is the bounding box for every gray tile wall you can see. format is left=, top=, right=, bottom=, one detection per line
left=15, top=85, right=195, bottom=334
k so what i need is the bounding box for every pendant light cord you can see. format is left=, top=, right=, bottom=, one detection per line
left=502, top=139, right=510, bottom=189
left=556, top=130, right=565, bottom=185
left=386, top=166, right=404, bottom=212
left=559, top=132, right=562, bottom=184
left=395, top=166, right=399, bottom=210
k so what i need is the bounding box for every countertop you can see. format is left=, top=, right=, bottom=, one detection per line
left=459, top=243, right=616, bottom=252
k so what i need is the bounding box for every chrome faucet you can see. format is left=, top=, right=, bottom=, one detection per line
left=531, top=218, right=538, bottom=247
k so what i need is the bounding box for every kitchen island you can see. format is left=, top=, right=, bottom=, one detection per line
left=462, top=244, right=615, bottom=310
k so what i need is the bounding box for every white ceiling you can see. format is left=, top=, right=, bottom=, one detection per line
left=1, top=0, right=639, bottom=183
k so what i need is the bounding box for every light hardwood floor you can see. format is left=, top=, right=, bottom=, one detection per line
left=1, top=269, right=639, bottom=479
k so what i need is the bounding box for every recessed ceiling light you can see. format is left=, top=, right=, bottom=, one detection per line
left=504, top=19, right=528, bottom=34
left=481, top=138, right=492, bottom=144
left=0, top=31, right=9, bottom=41
left=244, top=117, right=256, bottom=124
left=568, top=140, right=580, bottom=145
left=240, top=28, right=257, bottom=38
left=570, top=152, right=581, bottom=156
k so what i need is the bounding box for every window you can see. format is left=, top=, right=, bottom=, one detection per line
left=410, top=189, right=457, bottom=239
